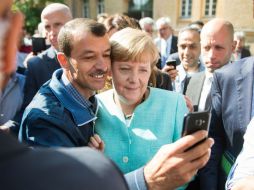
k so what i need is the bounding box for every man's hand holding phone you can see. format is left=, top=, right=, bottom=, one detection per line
left=162, top=59, right=178, bottom=81
left=144, top=130, right=214, bottom=190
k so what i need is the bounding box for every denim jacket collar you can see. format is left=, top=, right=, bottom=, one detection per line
left=49, top=69, right=97, bottom=126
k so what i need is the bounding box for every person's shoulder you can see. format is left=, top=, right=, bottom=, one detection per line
left=190, top=71, right=205, bottom=80
left=215, top=56, right=254, bottom=75
left=150, top=87, right=182, bottom=99
left=28, top=83, right=60, bottom=110
left=16, top=72, right=26, bottom=80
left=27, top=48, right=53, bottom=66
left=172, top=35, right=178, bottom=40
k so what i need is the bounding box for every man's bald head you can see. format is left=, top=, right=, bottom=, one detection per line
left=201, top=18, right=234, bottom=42
left=41, top=3, right=72, bottom=50
left=41, top=3, right=72, bottom=21
left=200, top=18, right=235, bottom=73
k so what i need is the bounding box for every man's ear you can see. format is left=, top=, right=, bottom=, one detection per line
left=232, top=40, right=237, bottom=51
left=57, top=52, right=69, bottom=69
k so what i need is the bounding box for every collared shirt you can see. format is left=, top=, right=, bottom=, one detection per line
left=226, top=117, right=254, bottom=190
left=198, top=72, right=213, bottom=111
left=19, top=69, right=97, bottom=146
left=174, top=62, right=205, bottom=94
left=158, top=35, right=173, bottom=68
left=0, top=73, right=25, bottom=125
left=61, top=73, right=94, bottom=113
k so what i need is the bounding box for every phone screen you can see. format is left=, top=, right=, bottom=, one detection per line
left=32, top=37, right=47, bottom=55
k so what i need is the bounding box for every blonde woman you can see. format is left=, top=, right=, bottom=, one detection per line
left=91, top=28, right=190, bottom=189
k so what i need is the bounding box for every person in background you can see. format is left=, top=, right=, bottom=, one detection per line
left=166, top=20, right=204, bottom=67
left=0, top=70, right=25, bottom=135
left=154, top=17, right=178, bottom=69
left=97, top=13, right=109, bottom=24
left=173, top=26, right=205, bottom=94
left=233, top=31, right=251, bottom=61
left=195, top=19, right=238, bottom=190
left=226, top=115, right=254, bottom=190
left=185, top=18, right=235, bottom=112
left=102, top=14, right=173, bottom=92
left=0, top=12, right=26, bottom=135
left=16, top=25, right=32, bottom=74
left=204, top=55, right=254, bottom=190
left=189, top=20, right=204, bottom=31
left=139, top=17, right=155, bottom=37
left=22, top=3, right=72, bottom=111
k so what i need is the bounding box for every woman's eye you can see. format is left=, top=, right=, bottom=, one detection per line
left=120, top=67, right=129, bottom=71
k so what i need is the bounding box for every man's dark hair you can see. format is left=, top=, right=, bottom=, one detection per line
left=58, top=18, right=107, bottom=57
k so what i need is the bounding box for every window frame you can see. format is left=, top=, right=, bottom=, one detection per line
left=181, top=0, right=192, bottom=18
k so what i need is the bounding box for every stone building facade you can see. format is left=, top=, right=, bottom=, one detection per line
left=65, top=0, right=254, bottom=53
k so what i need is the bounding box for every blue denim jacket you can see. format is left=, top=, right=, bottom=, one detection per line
left=19, top=69, right=96, bottom=147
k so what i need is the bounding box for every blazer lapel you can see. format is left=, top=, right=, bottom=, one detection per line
left=186, top=72, right=206, bottom=106
left=235, top=58, right=254, bottom=128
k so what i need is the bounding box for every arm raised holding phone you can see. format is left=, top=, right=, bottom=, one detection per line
left=90, top=130, right=214, bottom=190
left=144, top=130, right=214, bottom=190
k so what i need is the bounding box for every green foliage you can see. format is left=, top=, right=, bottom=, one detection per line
left=13, top=0, right=65, bottom=35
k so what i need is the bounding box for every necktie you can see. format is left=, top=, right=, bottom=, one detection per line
left=161, top=39, right=168, bottom=68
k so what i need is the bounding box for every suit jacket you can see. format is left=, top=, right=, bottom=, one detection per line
left=241, top=47, right=251, bottom=59
left=155, top=36, right=178, bottom=69
left=185, top=71, right=206, bottom=111
left=0, top=131, right=128, bottom=190
left=23, top=47, right=60, bottom=108
left=199, top=57, right=254, bottom=190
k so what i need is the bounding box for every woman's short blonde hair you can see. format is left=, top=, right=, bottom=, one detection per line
left=110, top=27, right=159, bottom=68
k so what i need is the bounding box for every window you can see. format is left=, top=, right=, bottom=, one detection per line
left=97, top=0, right=105, bottom=14
left=205, top=0, right=217, bottom=17
left=181, top=0, right=192, bottom=18
left=83, top=0, right=90, bottom=18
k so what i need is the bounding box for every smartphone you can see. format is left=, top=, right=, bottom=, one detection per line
left=182, top=111, right=211, bottom=137
left=166, top=59, right=177, bottom=69
left=182, top=111, right=211, bottom=151
left=32, top=37, right=47, bottom=55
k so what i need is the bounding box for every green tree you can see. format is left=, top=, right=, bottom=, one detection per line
left=13, top=0, right=64, bottom=35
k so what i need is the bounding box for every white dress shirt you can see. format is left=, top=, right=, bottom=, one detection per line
left=198, top=72, right=213, bottom=111
left=226, top=117, right=254, bottom=190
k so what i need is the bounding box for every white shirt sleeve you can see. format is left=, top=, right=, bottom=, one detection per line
left=226, top=117, right=254, bottom=189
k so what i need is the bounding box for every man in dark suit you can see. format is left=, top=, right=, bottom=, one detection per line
left=185, top=19, right=236, bottom=190
left=22, top=3, right=73, bottom=108
left=185, top=19, right=235, bottom=112
left=206, top=56, right=254, bottom=190
left=154, top=17, right=178, bottom=69
left=233, top=31, right=251, bottom=61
